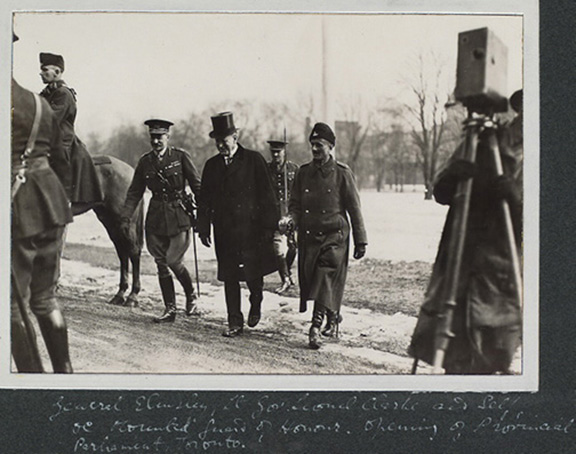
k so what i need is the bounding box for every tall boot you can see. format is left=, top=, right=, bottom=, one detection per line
left=36, top=310, right=73, bottom=373
left=309, top=305, right=326, bottom=350
left=11, top=320, right=44, bottom=373
left=275, top=256, right=293, bottom=294
left=154, top=275, right=176, bottom=323
left=175, top=268, right=199, bottom=316
left=322, top=310, right=343, bottom=338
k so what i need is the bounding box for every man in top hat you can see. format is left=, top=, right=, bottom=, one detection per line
left=12, top=32, right=74, bottom=372
left=280, top=122, right=367, bottom=349
left=197, top=112, right=280, bottom=337
left=266, top=139, right=299, bottom=294
left=39, top=52, right=102, bottom=209
left=121, top=119, right=202, bottom=323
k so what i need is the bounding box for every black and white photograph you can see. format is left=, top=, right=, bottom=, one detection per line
left=4, top=2, right=537, bottom=392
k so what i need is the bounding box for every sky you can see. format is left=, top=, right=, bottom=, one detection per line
left=12, top=12, right=523, bottom=140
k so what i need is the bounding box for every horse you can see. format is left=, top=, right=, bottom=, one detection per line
left=71, top=154, right=144, bottom=308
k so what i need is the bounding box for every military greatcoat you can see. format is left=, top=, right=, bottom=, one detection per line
left=288, top=156, right=367, bottom=313
left=40, top=80, right=102, bottom=204
left=408, top=118, right=523, bottom=374
left=197, top=145, right=280, bottom=282
left=122, top=147, right=201, bottom=236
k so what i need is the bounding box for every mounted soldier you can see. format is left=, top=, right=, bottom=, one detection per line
left=39, top=52, right=103, bottom=211
left=121, top=119, right=202, bottom=323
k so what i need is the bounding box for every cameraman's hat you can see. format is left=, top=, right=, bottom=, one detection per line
left=144, top=119, right=173, bottom=134
left=209, top=112, right=238, bottom=138
left=40, top=52, right=65, bottom=71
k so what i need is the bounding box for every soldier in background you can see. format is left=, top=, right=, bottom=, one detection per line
left=121, top=120, right=202, bottom=323
left=197, top=112, right=280, bottom=337
left=266, top=140, right=299, bottom=294
left=39, top=52, right=102, bottom=210
left=12, top=34, right=74, bottom=372
left=281, top=122, right=367, bottom=349
left=408, top=90, right=523, bottom=374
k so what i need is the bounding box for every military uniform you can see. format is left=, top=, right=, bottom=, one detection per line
left=408, top=112, right=523, bottom=374
left=40, top=78, right=102, bottom=205
left=122, top=122, right=202, bottom=322
left=289, top=156, right=367, bottom=314
left=12, top=78, right=73, bottom=373
left=268, top=160, right=299, bottom=217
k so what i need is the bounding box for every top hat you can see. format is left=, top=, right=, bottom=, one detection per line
left=144, top=119, right=174, bottom=134
left=509, top=89, right=523, bottom=114
left=40, top=52, right=65, bottom=71
left=309, top=122, right=335, bottom=146
left=267, top=140, right=288, bottom=152
left=209, top=112, right=238, bottom=138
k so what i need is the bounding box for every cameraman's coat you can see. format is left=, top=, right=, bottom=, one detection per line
left=197, top=145, right=280, bottom=282
left=409, top=118, right=523, bottom=373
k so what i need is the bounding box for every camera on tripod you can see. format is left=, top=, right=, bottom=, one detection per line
left=454, top=27, right=509, bottom=114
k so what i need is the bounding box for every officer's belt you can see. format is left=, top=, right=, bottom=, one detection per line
left=151, top=192, right=182, bottom=202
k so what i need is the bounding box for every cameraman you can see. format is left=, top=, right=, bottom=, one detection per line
left=409, top=90, right=523, bottom=374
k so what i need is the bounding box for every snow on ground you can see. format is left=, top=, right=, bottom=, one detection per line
left=65, top=189, right=449, bottom=263
left=60, top=258, right=434, bottom=374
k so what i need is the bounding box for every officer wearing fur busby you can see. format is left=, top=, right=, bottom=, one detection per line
left=121, top=119, right=202, bottom=323
left=39, top=52, right=103, bottom=208
left=197, top=112, right=280, bottom=337
left=281, top=122, right=367, bottom=349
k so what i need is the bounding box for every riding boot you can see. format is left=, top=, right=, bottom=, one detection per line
left=322, top=310, right=343, bottom=338
left=36, top=310, right=73, bottom=373
left=11, top=320, right=44, bottom=373
left=154, top=276, right=176, bottom=323
left=309, top=305, right=326, bottom=350
left=175, top=268, right=199, bottom=316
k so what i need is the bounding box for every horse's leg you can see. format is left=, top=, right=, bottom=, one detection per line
left=124, top=201, right=144, bottom=308
left=92, top=205, right=130, bottom=305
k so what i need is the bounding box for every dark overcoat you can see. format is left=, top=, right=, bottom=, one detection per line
left=288, top=156, right=367, bottom=312
left=40, top=80, right=102, bottom=204
left=197, top=145, right=280, bottom=282
left=122, top=147, right=201, bottom=236
left=12, top=79, right=72, bottom=240
left=408, top=117, right=523, bottom=373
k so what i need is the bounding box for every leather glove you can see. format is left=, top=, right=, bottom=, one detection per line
left=353, top=244, right=367, bottom=260
left=278, top=216, right=294, bottom=235
left=200, top=234, right=211, bottom=247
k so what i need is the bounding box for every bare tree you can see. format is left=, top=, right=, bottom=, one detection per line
left=403, top=51, right=454, bottom=199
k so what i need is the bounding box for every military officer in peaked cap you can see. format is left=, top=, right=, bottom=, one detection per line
left=39, top=52, right=103, bottom=209
left=121, top=119, right=202, bottom=323
left=197, top=112, right=280, bottom=337
left=281, top=122, right=367, bottom=349
left=266, top=139, right=299, bottom=294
